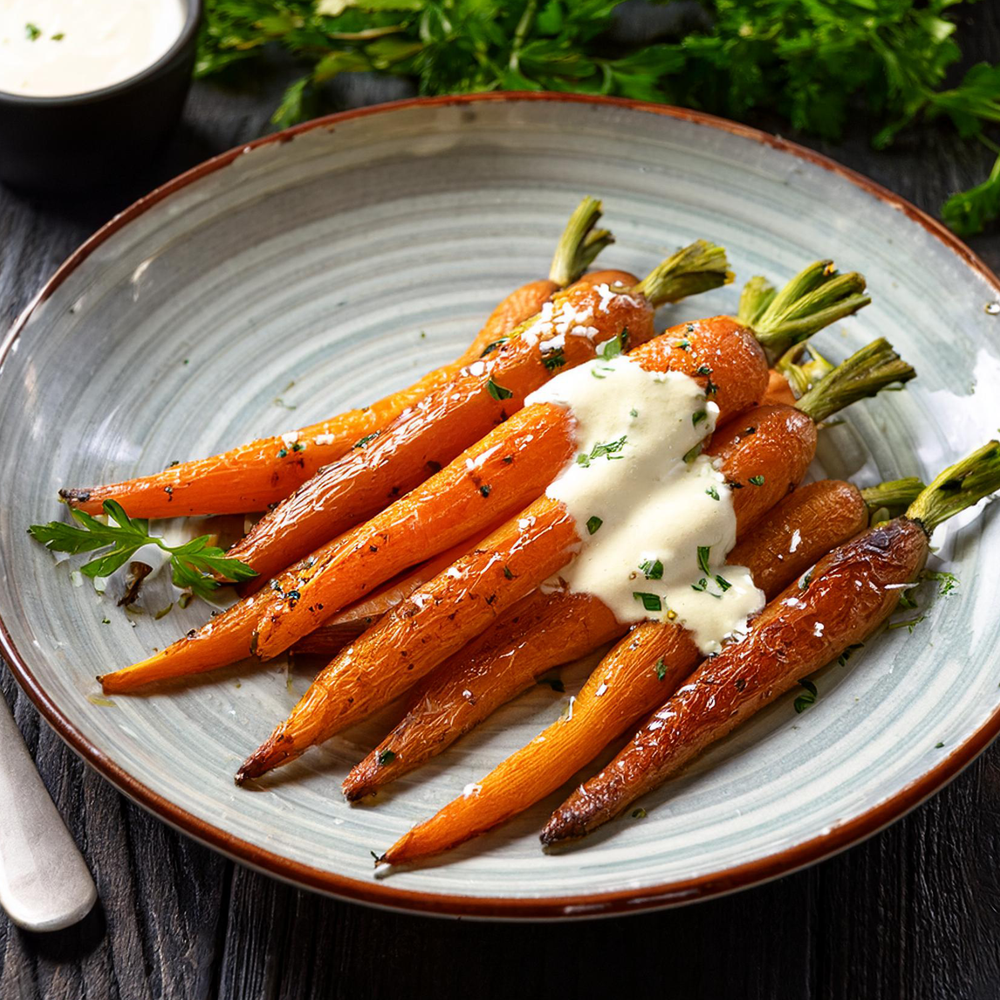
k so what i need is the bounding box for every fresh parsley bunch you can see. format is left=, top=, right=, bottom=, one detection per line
left=29, top=500, right=257, bottom=602
left=196, top=0, right=1000, bottom=235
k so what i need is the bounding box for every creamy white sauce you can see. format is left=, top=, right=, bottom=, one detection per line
left=0, top=0, right=185, bottom=97
left=517, top=284, right=640, bottom=350
left=527, top=355, right=765, bottom=654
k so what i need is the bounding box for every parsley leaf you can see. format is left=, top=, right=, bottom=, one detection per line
left=599, top=328, right=628, bottom=360
left=794, top=679, right=817, bottom=714
left=943, top=151, right=1000, bottom=237
left=196, top=0, right=1000, bottom=233
left=633, top=591, right=662, bottom=612
left=542, top=348, right=567, bottom=371
left=29, top=500, right=257, bottom=602
left=353, top=431, right=380, bottom=448
left=486, top=377, right=514, bottom=401
left=697, top=545, right=712, bottom=576
left=924, top=569, right=960, bottom=596
left=577, top=435, right=627, bottom=467
left=639, top=558, right=663, bottom=580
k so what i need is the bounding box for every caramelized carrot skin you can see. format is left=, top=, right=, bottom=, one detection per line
left=235, top=496, right=580, bottom=783
left=541, top=517, right=927, bottom=844
left=251, top=404, right=578, bottom=658
left=63, top=279, right=567, bottom=519
left=99, top=587, right=274, bottom=693
left=458, top=279, right=560, bottom=362
left=287, top=315, right=764, bottom=638
left=291, top=518, right=510, bottom=656
left=227, top=276, right=649, bottom=582
left=727, top=480, right=866, bottom=597
left=712, top=405, right=817, bottom=532
left=342, top=591, right=622, bottom=800
left=630, top=316, right=768, bottom=422
left=378, top=479, right=867, bottom=862
left=761, top=368, right=797, bottom=406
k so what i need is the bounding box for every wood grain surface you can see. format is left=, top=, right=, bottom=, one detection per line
left=3, top=5, right=1000, bottom=998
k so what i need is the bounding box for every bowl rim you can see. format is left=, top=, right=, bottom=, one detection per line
left=2, top=90, right=1000, bottom=921
left=0, top=0, right=203, bottom=105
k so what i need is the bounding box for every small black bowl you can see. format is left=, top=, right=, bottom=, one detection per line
left=0, top=0, right=202, bottom=193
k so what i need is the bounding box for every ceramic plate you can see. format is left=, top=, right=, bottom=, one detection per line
left=3, top=94, right=1000, bottom=919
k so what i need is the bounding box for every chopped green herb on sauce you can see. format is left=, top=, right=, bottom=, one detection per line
left=639, top=558, right=664, bottom=580
left=577, top=435, right=627, bottom=467
left=697, top=546, right=712, bottom=576
left=633, top=591, right=662, bottom=612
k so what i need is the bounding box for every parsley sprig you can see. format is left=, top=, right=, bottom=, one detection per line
left=29, top=500, right=257, bottom=601
left=197, top=0, right=1000, bottom=233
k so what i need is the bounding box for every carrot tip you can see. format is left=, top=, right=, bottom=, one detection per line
left=234, top=759, right=261, bottom=785
left=341, top=782, right=372, bottom=803
left=235, top=730, right=294, bottom=784
left=539, top=801, right=592, bottom=847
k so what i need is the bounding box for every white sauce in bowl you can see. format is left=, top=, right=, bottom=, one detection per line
left=0, top=0, right=185, bottom=97
left=527, top=354, right=765, bottom=654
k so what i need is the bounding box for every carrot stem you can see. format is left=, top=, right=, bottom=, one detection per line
left=749, top=260, right=870, bottom=359
left=907, top=440, right=1000, bottom=532
left=774, top=340, right=835, bottom=398
left=548, top=197, right=614, bottom=287
left=795, top=338, right=915, bottom=424
left=631, top=240, right=732, bottom=307
left=737, top=275, right=776, bottom=328
left=860, top=477, right=926, bottom=518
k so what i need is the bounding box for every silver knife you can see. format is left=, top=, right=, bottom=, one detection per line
left=0, top=695, right=97, bottom=931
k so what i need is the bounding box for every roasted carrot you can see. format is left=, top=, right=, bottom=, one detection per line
left=375, top=344, right=914, bottom=864
left=290, top=517, right=510, bottom=656
left=539, top=445, right=1000, bottom=845
left=238, top=337, right=911, bottom=787
left=235, top=493, right=582, bottom=783
left=225, top=241, right=733, bottom=584
left=344, top=478, right=894, bottom=801
left=60, top=197, right=615, bottom=519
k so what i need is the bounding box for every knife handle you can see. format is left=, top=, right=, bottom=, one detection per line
left=0, top=696, right=97, bottom=932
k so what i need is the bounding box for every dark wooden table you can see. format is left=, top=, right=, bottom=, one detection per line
left=3, top=7, right=1000, bottom=998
